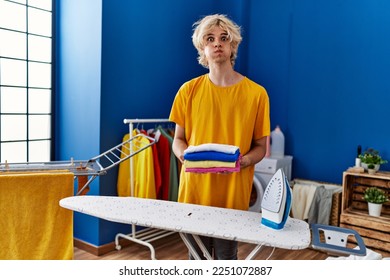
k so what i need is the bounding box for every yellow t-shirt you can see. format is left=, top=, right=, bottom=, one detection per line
left=169, top=74, right=270, bottom=210
left=117, top=130, right=156, bottom=199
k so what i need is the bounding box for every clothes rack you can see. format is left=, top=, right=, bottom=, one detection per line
left=114, top=118, right=176, bottom=259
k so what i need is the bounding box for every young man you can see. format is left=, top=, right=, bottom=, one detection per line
left=169, top=14, right=270, bottom=260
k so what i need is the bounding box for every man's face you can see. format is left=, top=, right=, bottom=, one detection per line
left=203, top=26, right=232, bottom=66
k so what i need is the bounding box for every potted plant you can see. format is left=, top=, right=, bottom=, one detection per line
left=367, top=164, right=376, bottom=174
left=363, top=187, right=389, bottom=217
left=359, top=148, right=388, bottom=172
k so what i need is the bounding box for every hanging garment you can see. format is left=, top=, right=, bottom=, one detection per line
left=150, top=127, right=171, bottom=200
left=291, top=183, right=319, bottom=220
left=150, top=141, right=162, bottom=196
left=159, top=127, right=179, bottom=202
left=142, top=129, right=162, bottom=197
left=307, top=185, right=334, bottom=225
left=117, top=130, right=156, bottom=198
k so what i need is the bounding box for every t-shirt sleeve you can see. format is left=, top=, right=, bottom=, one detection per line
left=253, top=87, right=271, bottom=140
left=169, top=83, right=188, bottom=128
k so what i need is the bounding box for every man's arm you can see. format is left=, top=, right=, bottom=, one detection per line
left=172, top=124, right=188, bottom=163
left=240, top=136, right=268, bottom=169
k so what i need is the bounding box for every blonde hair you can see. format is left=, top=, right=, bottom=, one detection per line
left=192, top=14, right=242, bottom=68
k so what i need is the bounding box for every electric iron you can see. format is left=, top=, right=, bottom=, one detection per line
left=261, top=168, right=292, bottom=230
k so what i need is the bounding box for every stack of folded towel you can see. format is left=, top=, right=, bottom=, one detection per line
left=183, top=143, right=241, bottom=173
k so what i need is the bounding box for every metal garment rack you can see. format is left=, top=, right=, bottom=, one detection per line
left=114, top=118, right=176, bottom=260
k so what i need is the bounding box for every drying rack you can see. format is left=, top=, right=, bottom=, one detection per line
left=0, top=118, right=175, bottom=259
left=0, top=132, right=157, bottom=196
left=114, top=118, right=176, bottom=260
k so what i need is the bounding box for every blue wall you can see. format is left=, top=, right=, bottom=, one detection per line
left=247, top=0, right=390, bottom=182
left=99, top=0, right=247, bottom=153
left=56, top=0, right=102, bottom=245
left=57, top=0, right=390, bottom=246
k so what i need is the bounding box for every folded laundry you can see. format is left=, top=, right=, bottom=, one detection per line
left=185, top=159, right=240, bottom=173
left=184, top=159, right=237, bottom=168
left=184, top=143, right=241, bottom=174
left=184, top=143, right=240, bottom=155
left=184, top=150, right=240, bottom=162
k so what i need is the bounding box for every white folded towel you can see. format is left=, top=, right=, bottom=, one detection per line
left=326, top=247, right=383, bottom=260
left=184, top=143, right=240, bottom=154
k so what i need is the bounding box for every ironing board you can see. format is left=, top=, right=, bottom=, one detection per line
left=60, top=196, right=311, bottom=260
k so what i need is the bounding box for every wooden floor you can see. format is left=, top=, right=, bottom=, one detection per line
left=74, top=233, right=328, bottom=260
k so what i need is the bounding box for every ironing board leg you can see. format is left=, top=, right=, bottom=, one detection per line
left=179, top=233, right=202, bottom=260
left=193, top=234, right=213, bottom=260
left=245, top=244, right=265, bottom=260
left=180, top=233, right=266, bottom=260
left=179, top=233, right=213, bottom=260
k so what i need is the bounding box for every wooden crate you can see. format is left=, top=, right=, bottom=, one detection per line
left=342, top=171, right=390, bottom=215
left=330, top=190, right=342, bottom=226
left=341, top=171, right=390, bottom=255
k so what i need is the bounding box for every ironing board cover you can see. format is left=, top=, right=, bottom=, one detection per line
left=60, top=196, right=310, bottom=250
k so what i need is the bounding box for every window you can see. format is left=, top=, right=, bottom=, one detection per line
left=0, top=0, right=53, bottom=163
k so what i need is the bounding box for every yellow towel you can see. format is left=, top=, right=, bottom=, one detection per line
left=0, top=171, right=74, bottom=260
